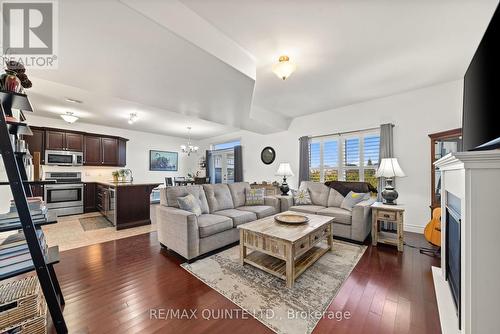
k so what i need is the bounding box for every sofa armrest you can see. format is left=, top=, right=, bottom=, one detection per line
left=156, top=205, right=200, bottom=259
left=278, top=196, right=294, bottom=212
left=351, top=198, right=376, bottom=242
left=264, top=196, right=280, bottom=213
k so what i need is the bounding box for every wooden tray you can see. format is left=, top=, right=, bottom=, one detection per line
left=274, top=214, right=309, bottom=224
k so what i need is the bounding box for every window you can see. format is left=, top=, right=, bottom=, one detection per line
left=213, top=140, right=241, bottom=150
left=309, top=130, right=380, bottom=187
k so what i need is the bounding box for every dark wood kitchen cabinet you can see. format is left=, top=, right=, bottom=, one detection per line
left=30, top=184, right=44, bottom=199
left=84, top=135, right=102, bottom=165
left=84, top=136, right=127, bottom=166
left=26, top=126, right=127, bottom=166
left=45, top=130, right=65, bottom=150
left=65, top=132, right=84, bottom=151
left=23, top=127, right=45, bottom=163
left=84, top=182, right=97, bottom=212
left=102, top=137, right=118, bottom=166
left=45, top=130, right=83, bottom=151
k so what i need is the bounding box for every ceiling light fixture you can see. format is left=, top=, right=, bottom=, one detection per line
left=128, top=113, right=138, bottom=124
left=180, top=127, right=199, bottom=156
left=272, top=55, right=297, bottom=80
left=60, top=112, right=79, bottom=124
left=65, top=97, right=83, bottom=104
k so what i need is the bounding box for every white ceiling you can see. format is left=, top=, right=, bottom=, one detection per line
left=181, top=0, right=498, bottom=117
left=27, top=0, right=498, bottom=138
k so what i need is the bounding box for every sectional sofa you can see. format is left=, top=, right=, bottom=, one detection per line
left=156, top=182, right=280, bottom=261
left=279, top=181, right=376, bottom=242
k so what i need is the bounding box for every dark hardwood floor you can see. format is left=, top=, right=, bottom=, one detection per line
left=50, top=232, right=441, bottom=334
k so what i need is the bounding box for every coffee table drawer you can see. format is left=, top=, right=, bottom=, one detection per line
left=294, top=235, right=310, bottom=257
left=310, top=225, right=330, bottom=245
left=265, top=238, right=286, bottom=257
left=244, top=231, right=264, bottom=249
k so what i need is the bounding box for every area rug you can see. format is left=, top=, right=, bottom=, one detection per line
left=79, top=216, right=114, bottom=231
left=42, top=205, right=159, bottom=251
left=182, top=241, right=366, bottom=334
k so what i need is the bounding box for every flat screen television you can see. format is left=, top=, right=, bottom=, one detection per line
left=462, top=4, right=500, bottom=151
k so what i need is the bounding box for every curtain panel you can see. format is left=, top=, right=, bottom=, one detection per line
left=234, top=145, right=243, bottom=182
left=377, top=123, right=395, bottom=200
left=298, top=136, right=310, bottom=184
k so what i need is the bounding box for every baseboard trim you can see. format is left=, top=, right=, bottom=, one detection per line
left=404, top=224, right=424, bottom=234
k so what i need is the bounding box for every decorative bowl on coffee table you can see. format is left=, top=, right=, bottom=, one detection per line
left=274, top=214, right=309, bottom=224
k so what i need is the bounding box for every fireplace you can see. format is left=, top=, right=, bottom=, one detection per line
left=445, top=191, right=461, bottom=328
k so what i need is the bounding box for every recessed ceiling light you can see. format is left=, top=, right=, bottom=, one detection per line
left=65, top=97, right=83, bottom=104
left=60, top=112, right=79, bottom=124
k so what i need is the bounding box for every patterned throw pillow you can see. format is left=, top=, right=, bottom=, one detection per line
left=292, top=187, right=312, bottom=205
left=340, top=191, right=367, bottom=211
left=177, top=194, right=202, bottom=216
left=245, top=188, right=265, bottom=206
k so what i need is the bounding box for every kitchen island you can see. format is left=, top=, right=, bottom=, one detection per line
left=95, top=181, right=161, bottom=230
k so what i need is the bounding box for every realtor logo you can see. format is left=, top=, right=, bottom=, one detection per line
left=1, top=0, right=58, bottom=68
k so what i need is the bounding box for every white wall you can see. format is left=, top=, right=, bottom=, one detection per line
left=0, top=115, right=201, bottom=213
left=199, top=80, right=464, bottom=233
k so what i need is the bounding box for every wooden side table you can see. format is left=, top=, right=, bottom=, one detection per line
left=371, top=202, right=404, bottom=252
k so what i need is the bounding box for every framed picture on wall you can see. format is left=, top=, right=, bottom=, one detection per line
left=149, top=150, right=178, bottom=171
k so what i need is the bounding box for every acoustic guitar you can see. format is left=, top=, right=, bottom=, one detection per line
left=424, top=207, right=441, bottom=247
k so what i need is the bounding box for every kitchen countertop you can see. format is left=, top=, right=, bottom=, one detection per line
left=94, top=181, right=162, bottom=188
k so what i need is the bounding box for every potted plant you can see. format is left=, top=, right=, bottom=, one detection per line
left=112, top=171, right=119, bottom=183
left=118, top=169, right=126, bottom=182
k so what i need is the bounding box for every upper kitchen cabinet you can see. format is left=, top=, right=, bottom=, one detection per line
left=84, top=135, right=102, bottom=165
left=45, top=130, right=83, bottom=151
left=23, top=127, right=45, bottom=163
left=84, top=135, right=127, bottom=167
left=102, top=137, right=118, bottom=166
left=45, top=130, right=65, bottom=150
left=65, top=132, right=84, bottom=151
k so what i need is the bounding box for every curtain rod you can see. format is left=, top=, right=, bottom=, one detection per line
left=308, top=124, right=393, bottom=140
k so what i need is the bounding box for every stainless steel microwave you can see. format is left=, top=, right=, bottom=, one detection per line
left=45, top=150, right=83, bottom=166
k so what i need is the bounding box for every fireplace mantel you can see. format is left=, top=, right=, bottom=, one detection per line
left=433, top=150, right=500, bottom=334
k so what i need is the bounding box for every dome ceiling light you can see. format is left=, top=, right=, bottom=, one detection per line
left=60, top=112, right=78, bottom=124
left=272, top=55, right=297, bottom=80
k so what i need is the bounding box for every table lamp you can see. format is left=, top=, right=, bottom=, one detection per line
left=375, top=158, right=406, bottom=205
left=276, top=163, right=294, bottom=195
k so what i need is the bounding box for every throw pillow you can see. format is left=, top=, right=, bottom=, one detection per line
left=340, top=191, right=367, bottom=211
left=177, top=194, right=202, bottom=216
left=293, top=187, right=312, bottom=205
left=245, top=188, right=265, bottom=206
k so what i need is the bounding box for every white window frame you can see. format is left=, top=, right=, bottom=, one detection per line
left=309, top=129, right=380, bottom=183
left=211, top=139, right=241, bottom=151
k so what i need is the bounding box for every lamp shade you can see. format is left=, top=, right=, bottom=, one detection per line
left=276, top=163, right=294, bottom=177
left=375, top=158, right=406, bottom=178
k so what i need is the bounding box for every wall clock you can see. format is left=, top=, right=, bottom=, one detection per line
left=261, top=147, right=276, bottom=165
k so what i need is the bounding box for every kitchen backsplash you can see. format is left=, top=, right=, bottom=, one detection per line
left=42, top=165, right=118, bottom=182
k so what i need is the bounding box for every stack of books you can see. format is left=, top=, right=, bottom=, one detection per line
left=0, top=197, right=49, bottom=231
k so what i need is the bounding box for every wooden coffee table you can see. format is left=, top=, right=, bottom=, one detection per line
left=238, top=211, right=334, bottom=288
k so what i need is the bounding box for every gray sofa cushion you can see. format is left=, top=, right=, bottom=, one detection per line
left=289, top=205, right=326, bottom=214
left=177, top=194, right=202, bottom=216
left=215, top=209, right=257, bottom=227
left=203, top=184, right=235, bottom=213
left=327, top=188, right=344, bottom=208
left=164, top=186, right=209, bottom=214
left=228, top=182, right=250, bottom=208
left=197, top=214, right=233, bottom=238
left=317, top=207, right=352, bottom=225
left=300, top=181, right=329, bottom=206
left=237, top=205, right=277, bottom=219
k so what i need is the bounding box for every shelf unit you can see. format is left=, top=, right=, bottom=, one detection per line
left=0, top=90, right=67, bottom=333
